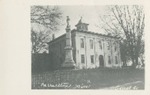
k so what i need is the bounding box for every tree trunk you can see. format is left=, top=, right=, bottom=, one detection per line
left=131, top=57, right=136, bottom=69
left=135, top=57, right=139, bottom=65
left=122, top=60, right=127, bottom=67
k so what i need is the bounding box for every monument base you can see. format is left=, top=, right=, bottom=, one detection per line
left=62, top=60, right=76, bottom=69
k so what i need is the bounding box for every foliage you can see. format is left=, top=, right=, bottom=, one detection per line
left=31, top=29, right=49, bottom=53
left=31, top=6, right=62, bottom=53
left=100, top=5, right=145, bottom=67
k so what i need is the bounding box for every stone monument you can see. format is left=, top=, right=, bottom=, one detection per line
left=62, top=16, right=76, bottom=69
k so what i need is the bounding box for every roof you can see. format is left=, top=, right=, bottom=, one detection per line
left=48, top=33, right=66, bottom=44
left=75, top=23, right=89, bottom=26
left=72, top=29, right=119, bottom=39
left=48, top=29, right=119, bottom=44
left=75, top=17, right=89, bottom=26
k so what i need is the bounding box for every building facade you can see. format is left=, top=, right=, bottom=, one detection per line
left=48, top=18, right=122, bottom=69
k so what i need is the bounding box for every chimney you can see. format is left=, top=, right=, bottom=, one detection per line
left=52, top=34, right=55, bottom=40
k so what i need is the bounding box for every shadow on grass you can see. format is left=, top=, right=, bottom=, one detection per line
left=32, top=68, right=144, bottom=89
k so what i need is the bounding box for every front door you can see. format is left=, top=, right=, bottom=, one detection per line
left=99, top=55, right=104, bottom=67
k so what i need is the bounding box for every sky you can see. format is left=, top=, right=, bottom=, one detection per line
left=55, top=6, right=110, bottom=37
left=31, top=6, right=111, bottom=38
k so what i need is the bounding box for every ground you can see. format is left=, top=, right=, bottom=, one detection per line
left=32, top=68, right=144, bottom=89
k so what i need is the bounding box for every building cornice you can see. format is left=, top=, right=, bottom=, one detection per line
left=48, top=29, right=120, bottom=45
left=72, top=29, right=120, bottom=39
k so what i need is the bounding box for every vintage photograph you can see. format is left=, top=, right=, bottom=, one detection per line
left=31, top=5, right=145, bottom=89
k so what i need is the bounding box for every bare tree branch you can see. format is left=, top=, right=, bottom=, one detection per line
left=31, top=6, right=63, bottom=53
left=98, top=5, right=145, bottom=67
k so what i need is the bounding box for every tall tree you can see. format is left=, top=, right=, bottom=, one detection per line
left=31, top=6, right=62, bottom=53
left=99, top=5, right=145, bottom=68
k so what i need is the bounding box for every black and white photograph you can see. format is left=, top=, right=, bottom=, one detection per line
left=31, top=5, right=145, bottom=89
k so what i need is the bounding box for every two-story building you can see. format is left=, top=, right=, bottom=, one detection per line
left=48, top=18, right=122, bottom=69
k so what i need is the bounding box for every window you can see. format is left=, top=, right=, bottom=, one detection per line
left=80, top=38, right=84, bottom=48
left=91, top=55, right=94, bottom=64
left=90, top=39, right=93, bottom=49
left=85, top=26, right=88, bottom=30
left=83, top=26, right=85, bottom=30
left=81, top=54, right=85, bottom=63
left=107, top=42, right=110, bottom=50
left=115, top=56, right=118, bottom=64
left=79, top=25, right=82, bottom=29
left=99, top=41, right=102, bottom=49
left=108, top=56, right=111, bottom=64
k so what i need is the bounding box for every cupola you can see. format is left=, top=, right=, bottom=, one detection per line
left=75, top=17, right=89, bottom=31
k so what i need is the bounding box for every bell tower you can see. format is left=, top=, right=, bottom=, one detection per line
left=75, top=17, right=89, bottom=31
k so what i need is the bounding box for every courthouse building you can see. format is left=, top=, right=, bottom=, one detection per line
left=48, top=18, right=122, bottom=69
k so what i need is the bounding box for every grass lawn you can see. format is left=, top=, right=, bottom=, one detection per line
left=32, top=68, right=144, bottom=89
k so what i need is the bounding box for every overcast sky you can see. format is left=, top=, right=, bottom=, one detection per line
left=55, top=6, right=110, bottom=37
left=32, top=6, right=111, bottom=38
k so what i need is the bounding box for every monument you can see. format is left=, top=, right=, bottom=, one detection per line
left=62, top=16, right=76, bottom=69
